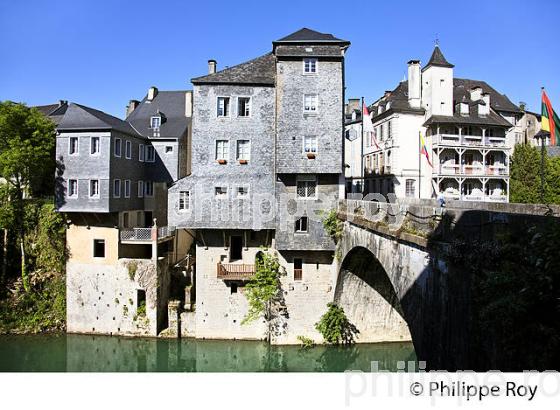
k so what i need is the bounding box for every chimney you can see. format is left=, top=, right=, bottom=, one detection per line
left=126, top=100, right=140, bottom=117
left=407, top=60, right=421, bottom=109
left=479, top=93, right=490, bottom=116
left=185, top=91, right=193, bottom=117
left=469, top=86, right=483, bottom=102
left=208, top=59, right=217, bottom=74
left=147, top=86, right=158, bottom=102
left=58, top=100, right=67, bottom=107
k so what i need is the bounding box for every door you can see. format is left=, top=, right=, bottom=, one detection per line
left=230, top=235, right=242, bottom=261
left=144, top=211, right=153, bottom=228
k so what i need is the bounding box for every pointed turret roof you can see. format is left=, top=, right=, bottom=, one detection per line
left=424, top=45, right=454, bottom=70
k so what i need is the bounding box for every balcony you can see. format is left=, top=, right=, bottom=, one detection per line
left=486, top=165, right=508, bottom=176
left=463, top=164, right=485, bottom=175
left=217, top=262, right=255, bottom=281
left=439, top=164, right=460, bottom=175
left=120, top=226, right=176, bottom=243
left=433, top=134, right=507, bottom=148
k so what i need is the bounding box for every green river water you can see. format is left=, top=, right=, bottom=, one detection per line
left=0, top=334, right=416, bottom=372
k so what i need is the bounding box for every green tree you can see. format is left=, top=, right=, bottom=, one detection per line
left=0, top=102, right=56, bottom=290
left=509, top=144, right=542, bottom=204
left=315, top=303, right=358, bottom=345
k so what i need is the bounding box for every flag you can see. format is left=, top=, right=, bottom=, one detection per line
left=541, top=89, right=560, bottom=146
left=420, top=132, right=433, bottom=168
left=362, top=102, right=379, bottom=149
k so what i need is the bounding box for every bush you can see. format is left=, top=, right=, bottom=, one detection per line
left=322, top=209, right=343, bottom=242
left=315, top=303, right=358, bottom=345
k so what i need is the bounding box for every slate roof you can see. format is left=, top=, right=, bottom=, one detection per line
left=274, top=28, right=349, bottom=44
left=33, top=101, right=68, bottom=125
left=454, top=78, right=521, bottom=113
left=191, top=53, right=276, bottom=86
left=275, top=45, right=344, bottom=58
left=126, top=91, right=190, bottom=138
left=57, top=103, right=140, bottom=136
left=424, top=45, right=454, bottom=69
left=424, top=110, right=512, bottom=127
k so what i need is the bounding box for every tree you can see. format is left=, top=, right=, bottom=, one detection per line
left=0, top=102, right=56, bottom=290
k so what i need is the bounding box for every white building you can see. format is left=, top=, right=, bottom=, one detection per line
left=359, top=45, right=523, bottom=202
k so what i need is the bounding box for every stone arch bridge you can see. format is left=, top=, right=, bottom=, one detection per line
left=334, top=198, right=560, bottom=370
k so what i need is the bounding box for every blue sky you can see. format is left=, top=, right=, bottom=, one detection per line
left=1, top=0, right=558, bottom=117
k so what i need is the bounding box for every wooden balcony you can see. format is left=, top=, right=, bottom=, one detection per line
left=217, top=262, right=255, bottom=281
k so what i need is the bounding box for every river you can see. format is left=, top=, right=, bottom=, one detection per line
left=0, top=334, right=416, bottom=372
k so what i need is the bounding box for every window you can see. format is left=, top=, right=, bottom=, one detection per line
left=303, top=136, right=318, bottom=154
left=405, top=179, right=415, bottom=198
left=237, top=186, right=249, bottom=198
left=296, top=176, right=317, bottom=199
left=68, top=179, right=78, bottom=197
left=124, top=180, right=131, bottom=198
left=387, top=120, right=392, bottom=138
left=113, top=179, right=121, bottom=198
left=179, top=191, right=190, bottom=211
left=139, top=144, right=145, bottom=161
left=230, top=283, right=238, bottom=294
left=150, top=116, right=161, bottom=129
left=236, top=140, right=250, bottom=160
left=295, top=216, right=308, bottom=233
left=125, top=140, right=132, bottom=159
left=165, top=146, right=173, bottom=153
left=123, top=212, right=129, bottom=228
left=379, top=124, right=384, bottom=141
left=216, top=140, right=229, bottom=160
left=114, top=138, right=122, bottom=157
left=303, top=58, right=317, bottom=74
left=217, top=97, right=230, bottom=117
left=238, top=97, right=251, bottom=117
left=145, top=181, right=154, bottom=197
left=137, top=181, right=144, bottom=198
left=145, top=146, right=155, bottom=162
left=90, top=137, right=100, bottom=155
left=294, top=258, right=303, bottom=281
left=69, top=137, right=79, bottom=155
left=93, top=239, right=105, bottom=258
left=89, top=180, right=99, bottom=198
left=215, top=186, right=228, bottom=198
left=303, top=94, right=318, bottom=113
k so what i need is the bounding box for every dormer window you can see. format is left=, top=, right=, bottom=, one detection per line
left=150, top=116, right=161, bottom=129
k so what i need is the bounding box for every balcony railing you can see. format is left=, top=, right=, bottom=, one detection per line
left=217, top=263, right=255, bottom=281
left=120, top=226, right=176, bottom=242
left=437, top=164, right=509, bottom=176
left=433, top=134, right=506, bottom=147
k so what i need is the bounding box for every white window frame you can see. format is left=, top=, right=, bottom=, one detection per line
left=90, top=137, right=100, bottom=155
left=303, top=94, right=319, bottom=114
left=89, top=179, right=100, bottom=198
left=236, top=186, right=249, bottom=198
left=145, top=145, right=155, bottom=162
left=139, top=144, right=145, bottom=161
left=178, top=190, right=190, bottom=211
left=215, top=140, right=229, bottom=161
left=145, top=181, right=154, bottom=197
left=69, top=137, right=79, bottom=155
left=137, top=181, right=144, bottom=198
left=237, top=97, right=251, bottom=118
left=125, top=140, right=132, bottom=159
left=295, top=216, right=309, bottom=233
left=217, top=97, right=230, bottom=117
left=303, top=58, right=318, bottom=74
left=215, top=186, right=228, bottom=199
left=236, top=140, right=250, bottom=161
left=114, top=138, right=122, bottom=158
left=405, top=179, right=415, bottom=198
left=303, top=136, right=318, bottom=154
left=124, top=180, right=131, bottom=198
left=296, top=175, right=317, bottom=199
left=150, top=116, right=161, bottom=129
left=113, top=179, right=121, bottom=198
left=68, top=179, right=78, bottom=198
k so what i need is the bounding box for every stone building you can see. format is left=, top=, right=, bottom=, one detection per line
left=55, top=88, right=194, bottom=337
left=168, top=28, right=350, bottom=343
left=359, top=45, right=520, bottom=202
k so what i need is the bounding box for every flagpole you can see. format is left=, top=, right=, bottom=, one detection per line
left=361, top=97, right=365, bottom=195
left=418, top=131, right=422, bottom=198
left=541, top=87, right=546, bottom=203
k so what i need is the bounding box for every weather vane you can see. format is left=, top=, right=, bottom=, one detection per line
left=435, top=34, right=439, bottom=46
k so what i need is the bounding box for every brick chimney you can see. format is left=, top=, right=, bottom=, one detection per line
left=126, top=100, right=140, bottom=117
left=208, top=59, right=217, bottom=74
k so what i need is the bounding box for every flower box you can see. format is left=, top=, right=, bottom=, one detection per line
left=306, top=153, right=316, bottom=159
left=238, top=159, right=248, bottom=165
left=217, top=159, right=227, bottom=165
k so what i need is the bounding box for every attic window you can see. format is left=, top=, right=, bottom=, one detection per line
left=150, top=116, right=161, bottom=129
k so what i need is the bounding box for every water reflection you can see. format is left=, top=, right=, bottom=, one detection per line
left=0, top=334, right=416, bottom=372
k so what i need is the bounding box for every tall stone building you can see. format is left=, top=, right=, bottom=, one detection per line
left=55, top=88, right=193, bottom=337
left=359, top=45, right=520, bottom=202
left=168, top=28, right=350, bottom=343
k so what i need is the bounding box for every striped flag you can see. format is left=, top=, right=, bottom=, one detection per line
left=420, top=132, right=433, bottom=168
left=363, top=103, right=380, bottom=149
left=541, top=89, right=560, bottom=146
